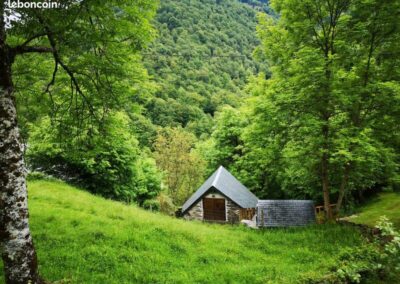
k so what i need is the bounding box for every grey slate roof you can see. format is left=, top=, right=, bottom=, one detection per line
left=182, top=166, right=259, bottom=213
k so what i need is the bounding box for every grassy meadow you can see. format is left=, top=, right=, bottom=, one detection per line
left=345, top=192, right=400, bottom=229
left=0, top=180, right=365, bottom=283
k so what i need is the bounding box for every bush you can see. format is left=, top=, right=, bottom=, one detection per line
left=134, top=154, right=163, bottom=206
left=27, top=112, right=162, bottom=204
left=157, top=192, right=176, bottom=216
left=27, top=171, right=53, bottom=181
left=335, top=217, right=400, bottom=283
left=303, top=218, right=400, bottom=283
left=142, top=199, right=160, bottom=211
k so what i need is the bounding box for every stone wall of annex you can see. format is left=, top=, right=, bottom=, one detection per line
left=257, top=200, right=315, bottom=227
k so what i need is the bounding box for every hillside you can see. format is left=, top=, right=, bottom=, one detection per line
left=345, top=192, right=400, bottom=229
left=143, top=0, right=267, bottom=131
left=0, top=180, right=364, bottom=283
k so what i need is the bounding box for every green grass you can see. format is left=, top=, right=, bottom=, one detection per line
left=1, top=180, right=365, bottom=283
left=345, top=192, right=400, bottom=229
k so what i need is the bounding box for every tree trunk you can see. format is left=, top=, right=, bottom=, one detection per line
left=0, top=7, right=42, bottom=283
left=321, top=47, right=333, bottom=220
left=336, top=164, right=350, bottom=214
left=321, top=95, right=332, bottom=220
left=321, top=151, right=333, bottom=220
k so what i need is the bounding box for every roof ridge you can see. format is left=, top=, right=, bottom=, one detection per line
left=212, top=165, right=223, bottom=188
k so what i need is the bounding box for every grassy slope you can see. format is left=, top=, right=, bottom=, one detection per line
left=1, top=181, right=364, bottom=283
left=345, top=192, right=400, bottom=229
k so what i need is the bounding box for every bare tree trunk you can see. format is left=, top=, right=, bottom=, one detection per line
left=0, top=5, right=42, bottom=283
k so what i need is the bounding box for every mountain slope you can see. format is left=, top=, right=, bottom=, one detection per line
left=0, top=180, right=364, bottom=283
left=143, top=0, right=267, bottom=132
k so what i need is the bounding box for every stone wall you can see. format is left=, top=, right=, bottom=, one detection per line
left=257, top=200, right=315, bottom=227
left=183, top=195, right=242, bottom=224
left=226, top=199, right=241, bottom=223
left=183, top=199, right=203, bottom=221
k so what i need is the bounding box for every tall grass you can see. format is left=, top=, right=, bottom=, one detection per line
left=0, top=180, right=364, bottom=283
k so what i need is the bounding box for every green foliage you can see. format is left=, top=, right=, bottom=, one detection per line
left=143, top=0, right=268, bottom=129
left=156, top=192, right=176, bottom=216
left=239, top=0, right=271, bottom=13
left=10, top=0, right=158, bottom=138
left=303, top=218, right=400, bottom=283
left=334, top=217, right=400, bottom=283
left=207, top=106, right=247, bottom=170
left=213, top=0, right=400, bottom=204
left=11, top=0, right=273, bottom=209
left=376, top=217, right=400, bottom=275
left=7, top=0, right=163, bottom=206
left=154, top=127, right=206, bottom=206
left=142, top=199, right=161, bottom=212
left=27, top=112, right=161, bottom=204
left=335, top=244, right=383, bottom=283
left=134, top=154, right=164, bottom=205
left=0, top=180, right=365, bottom=283
left=27, top=171, right=55, bottom=182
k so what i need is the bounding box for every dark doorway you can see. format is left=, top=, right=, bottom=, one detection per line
left=203, top=198, right=226, bottom=221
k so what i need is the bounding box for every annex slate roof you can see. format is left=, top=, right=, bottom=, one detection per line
left=182, top=166, right=259, bottom=213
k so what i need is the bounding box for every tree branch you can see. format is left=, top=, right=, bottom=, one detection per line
left=17, top=32, right=47, bottom=49
left=36, top=15, right=97, bottom=119
left=11, top=45, right=52, bottom=55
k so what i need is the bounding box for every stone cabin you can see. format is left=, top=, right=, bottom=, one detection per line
left=182, top=166, right=258, bottom=223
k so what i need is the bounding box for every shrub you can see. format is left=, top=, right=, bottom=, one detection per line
left=304, top=218, right=400, bottom=283
left=27, top=112, right=161, bottom=204
left=335, top=217, right=400, bottom=283
left=142, top=199, right=160, bottom=211
left=157, top=192, right=176, bottom=216
left=134, top=155, right=163, bottom=206
left=27, top=171, right=53, bottom=181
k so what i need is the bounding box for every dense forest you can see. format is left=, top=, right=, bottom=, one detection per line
left=15, top=0, right=272, bottom=210
left=1, top=0, right=399, bottom=282
left=6, top=0, right=400, bottom=213
left=143, top=0, right=267, bottom=132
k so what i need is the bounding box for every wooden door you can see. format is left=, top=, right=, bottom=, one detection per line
left=203, top=198, right=226, bottom=221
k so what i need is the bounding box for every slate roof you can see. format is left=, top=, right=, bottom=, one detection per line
left=182, top=166, right=259, bottom=213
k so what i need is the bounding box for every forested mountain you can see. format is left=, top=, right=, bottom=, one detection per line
left=2, top=1, right=400, bottom=281
left=9, top=0, right=397, bottom=218
left=14, top=0, right=267, bottom=208
left=239, top=0, right=271, bottom=12
left=143, top=0, right=267, bottom=132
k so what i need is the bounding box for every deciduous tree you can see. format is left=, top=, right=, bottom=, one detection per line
left=0, top=1, right=156, bottom=282
left=244, top=0, right=400, bottom=218
left=154, top=127, right=206, bottom=205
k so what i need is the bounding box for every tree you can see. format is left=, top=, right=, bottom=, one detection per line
left=197, top=106, right=248, bottom=177
left=154, top=127, right=206, bottom=205
left=209, top=106, right=247, bottom=168
left=0, top=1, right=156, bottom=282
left=143, top=0, right=268, bottom=130
left=247, top=0, right=400, bottom=219
left=27, top=112, right=162, bottom=204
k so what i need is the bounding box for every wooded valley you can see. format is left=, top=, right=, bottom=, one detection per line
left=0, top=0, right=399, bottom=283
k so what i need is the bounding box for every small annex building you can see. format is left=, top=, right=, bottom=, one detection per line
left=182, top=166, right=258, bottom=223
